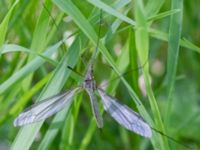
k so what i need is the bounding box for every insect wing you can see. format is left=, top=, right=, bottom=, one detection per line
left=98, top=88, right=152, bottom=138
left=14, top=87, right=80, bottom=127
left=86, top=89, right=103, bottom=128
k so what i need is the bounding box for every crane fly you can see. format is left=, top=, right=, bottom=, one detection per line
left=13, top=9, right=152, bottom=138
left=13, top=61, right=152, bottom=138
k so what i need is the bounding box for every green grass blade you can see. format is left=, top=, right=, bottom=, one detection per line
left=23, top=0, right=52, bottom=90
left=11, top=35, right=81, bottom=150
left=87, top=0, right=135, bottom=26
left=59, top=95, right=82, bottom=150
left=0, top=72, right=52, bottom=125
left=87, top=0, right=200, bottom=56
left=37, top=36, right=85, bottom=150
left=128, top=29, right=141, bottom=99
left=145, top=0, right=165, bottom=17
left=164, top=0, right=183, bottom=126
left=134, top=1, right=169, bottom=149
left=0, top=0, right=19, bottom=49
left=149, top=28, right=200, bottom=53
left=79, top=118, right=97, bottom=150
left=9, top=72, right=52, bottom=116
left=0, top=41, right=61, bottom=94
left=0, top=44, right=57, bottom=65
left=29, top=0, right=52, bottom=54
left=148, top=9, right=180, bottom=22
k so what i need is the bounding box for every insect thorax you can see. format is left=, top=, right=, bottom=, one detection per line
left=83, top=64, right=97, bottom=90
left=83, top=78, right=96, bottom=90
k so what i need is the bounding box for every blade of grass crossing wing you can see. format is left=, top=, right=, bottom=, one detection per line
left=9, top=72, right=53, bottom=116
left=11, top=35, right=82, bottom=150
left=13, top=88, right=80, bottom=126
left=0, top=72, right=53, bottom=126
left=59, top=94, right=83, bottom=150
left=37, top=35, right=86, bottom=150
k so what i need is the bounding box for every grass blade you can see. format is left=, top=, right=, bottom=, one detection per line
left=0, top=42, right=61, bottom=94
left=0, top=44, right=57, bottom=65
left=164, top=0, right=183, bottom=126
left=0, top=0, right=19, bottom=49
left=37, top=36, right=85, bottom=150
left=134, top=1, right=169, bottom=149
left=11, top=35, right=81, bottom=149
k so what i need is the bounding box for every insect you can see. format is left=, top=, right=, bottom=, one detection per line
left=14, top=61, right=152, bottom=138
left=13, top=9, right=152, bottom=138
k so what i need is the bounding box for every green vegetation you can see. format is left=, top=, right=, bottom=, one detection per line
left=0, top=0, right=199, bottom=149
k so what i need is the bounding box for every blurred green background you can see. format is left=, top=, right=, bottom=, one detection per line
left=0, top=0, right=200, bottom=150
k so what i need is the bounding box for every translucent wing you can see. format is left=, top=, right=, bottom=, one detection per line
left=98, top=88, right=152, bottom=138
left=14, top=87, right=80, bottom=127
left=86, top=89, right=103, bottom=128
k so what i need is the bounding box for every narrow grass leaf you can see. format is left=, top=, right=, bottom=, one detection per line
left=134, top=1, right=169, bottom=149
left=87, top=0, right=135, bottom=26
left=112, top=0, right=130, bottom=8
left=79, top=118, right=97, bottom=150
left=9, top=72, right=53, bottom=116
left=164, top=0, right=183, bottom=126
left=23, top=0, right=52, bottom=90
left=59, top=95, right=82, bottom=150
left=0, top=0, right=19, bottom=49
left=149, top=28, right=200, bottom=53
left=0, top=73, right=52, bottom=126
left=128, top=29, right=140, bottom=96
left=88, top=0, right=200, bottom=56
left=29, top=0, right=52, bottom=54
left=148, top=9, right=180, bottom=22
left=11, top=36, right=81, bottom=149
left=37, top=36, right=84, bottom=150
left=0, top=41, right=61, bottom=94
left=145, top=0, right=165, bottom=17
left=0, top=44, right=57, bottom=65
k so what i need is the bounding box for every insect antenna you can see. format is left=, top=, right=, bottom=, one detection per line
left=89, top=9, right=103, bottom=68
left=43, top=3, right=84, bottom=80
left=99, top=57, right=149, bottom=88
left=42, top=3, right=67, bottom=52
